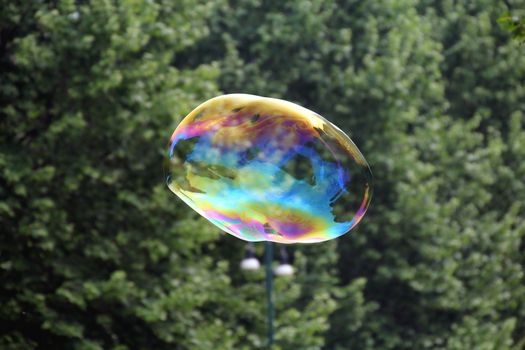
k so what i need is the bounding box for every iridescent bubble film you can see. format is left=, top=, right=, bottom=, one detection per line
left=167, top=94, right=372, bottom=243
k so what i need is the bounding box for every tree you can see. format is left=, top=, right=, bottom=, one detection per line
left=0, top=1, right=342, bottom=348
left=2, top=0, right=524, bottom=348
left=0, top=1, right=233, bottom=349
left=189, top=0, right=525, bottom=348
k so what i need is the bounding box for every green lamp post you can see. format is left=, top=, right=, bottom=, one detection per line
left=240, top=242, right=294, bottom=347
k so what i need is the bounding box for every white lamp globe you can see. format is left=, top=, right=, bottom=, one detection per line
left=275, top=263, right=294, bottom=277
left=240, top=257, right=261, bottom=271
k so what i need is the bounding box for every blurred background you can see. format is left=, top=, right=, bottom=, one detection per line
left=1, top=0, right=525, bottom=349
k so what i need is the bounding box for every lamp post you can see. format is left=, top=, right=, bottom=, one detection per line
left=240, top=242, right=293, bottom=348
left=264, top=241, right=275, bottom=347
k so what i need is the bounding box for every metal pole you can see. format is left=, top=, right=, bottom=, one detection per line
left=264, top=241, right=274, bottom=347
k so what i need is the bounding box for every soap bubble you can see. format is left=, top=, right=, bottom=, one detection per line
left=167, top=94, right=372, bottom=244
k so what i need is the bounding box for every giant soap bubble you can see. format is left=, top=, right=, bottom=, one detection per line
left=167, top=94, right=372, bottom=243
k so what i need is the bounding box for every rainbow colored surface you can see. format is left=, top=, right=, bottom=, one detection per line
left=167, top=94, right=372, bottom=243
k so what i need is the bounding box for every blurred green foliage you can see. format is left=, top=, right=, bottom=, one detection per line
left=1, top=0, right=524, bottom=349
left=498, top=0, right=525, bottom=45
left=498, top=14, right=525, bottom=43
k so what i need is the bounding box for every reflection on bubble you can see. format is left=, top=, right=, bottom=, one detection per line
left=167, top=94, right=372, bottom=244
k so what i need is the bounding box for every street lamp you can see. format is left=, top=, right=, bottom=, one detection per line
left=240, top=242, right=293, bottom=347
left=275, top=246, right=294, bottom=277
left=240, top=243, right=261, bottom=271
